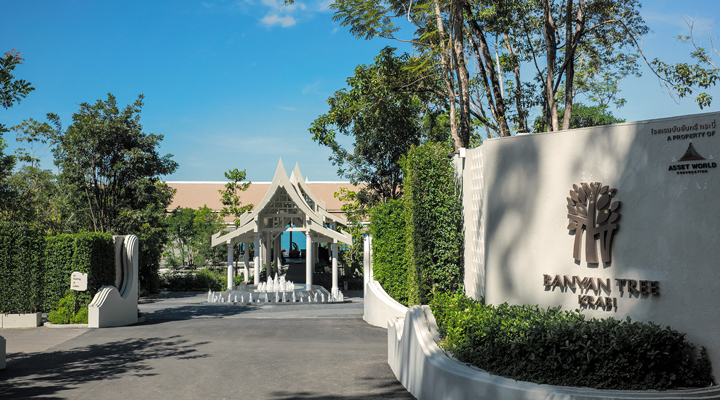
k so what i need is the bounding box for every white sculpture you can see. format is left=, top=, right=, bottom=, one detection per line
left=88, top=235, right=140, bottom=328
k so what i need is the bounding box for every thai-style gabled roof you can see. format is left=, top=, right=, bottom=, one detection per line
left=290, top=163, right=348, bottom=226
left=211, top=159, right=352, bottom=247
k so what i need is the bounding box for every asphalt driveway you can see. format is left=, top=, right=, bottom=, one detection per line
left=0, top=291, right=414, bottom=400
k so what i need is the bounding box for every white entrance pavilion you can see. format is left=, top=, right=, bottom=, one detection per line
left=210, top=159, right=352, bottom=297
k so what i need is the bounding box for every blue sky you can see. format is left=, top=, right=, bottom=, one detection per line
left=1, top=0, right=718, bottom=182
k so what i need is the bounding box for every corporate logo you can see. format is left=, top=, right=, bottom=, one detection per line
left=566, top=182, right=621, bottom=264
left=668, top=141, right=717, bottom=175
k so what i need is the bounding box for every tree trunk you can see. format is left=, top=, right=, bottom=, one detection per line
left=452, top=0, right=471, bottom=148
left=562, top=0, right=585, bottom=131
left=432, top=0, right=460, bottom=148
left=541, top=0, right=559, bottom=132
left=465, top=16, right=511, bottom=137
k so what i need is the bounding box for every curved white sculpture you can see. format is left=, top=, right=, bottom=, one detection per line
left=88, top=235, right=139, bottom=328
left=389, top=305, right=720, bottom=400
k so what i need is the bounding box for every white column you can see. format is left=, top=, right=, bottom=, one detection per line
left=227, top=242, right=234, bottom=290
left=332, top=240, right=339, bottom=296
left=266, top=232, right=273, bottom=280
left=274, top=236, right=281, bottom=272
left=253, top=233, right=261, bottom=285
left=364, top=235, right=372, bottom=289
left=243, top=242, right=250, bottom=282
left=306, top=230, right=313, bottom=288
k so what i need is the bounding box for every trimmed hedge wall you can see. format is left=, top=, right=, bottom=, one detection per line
left=369, top=199, right=408, bottom=305
left=430, top=293, right=714, bottom=390
left=44, top=232, right=115, bottom=312
left=401, top=142, right=464, bottom=305
left=0, top=222, right=116, bottom=314
left=0, top=222, right=45, bottom=313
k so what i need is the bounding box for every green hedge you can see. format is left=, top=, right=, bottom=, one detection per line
left=401, top=142, right=464, bottom=305
left=369, top=199, right=409, bottom=305
left=430, top=293, right=714, bottom=390
left=159, top=269, right=225, bottom=291
left=44, top=232, right=115, bottom=313
left=0, top=224, right=116, bottom=314
left=0, top=222, right=45, bottom=313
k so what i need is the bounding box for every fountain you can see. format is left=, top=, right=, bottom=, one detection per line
left=206, top=274, right=345, bottom=304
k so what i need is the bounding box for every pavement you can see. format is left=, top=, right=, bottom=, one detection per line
left=0, top=290, right=415, bottom=400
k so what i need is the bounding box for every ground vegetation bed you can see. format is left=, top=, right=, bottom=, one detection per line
left=430, top=293, right=714, bottom=390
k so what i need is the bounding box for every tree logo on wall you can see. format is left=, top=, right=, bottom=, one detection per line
left=567, top=183, right=621, bottom=263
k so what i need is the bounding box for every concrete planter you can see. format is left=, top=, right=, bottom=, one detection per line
left=0, top=335, right=5, bottom=369
left=0, top=312, right=42, bottom=328
left=389, top=305, right=720, bottom=400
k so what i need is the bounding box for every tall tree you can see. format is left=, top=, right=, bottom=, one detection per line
left=310, top=47, right=447, bottom=205
left=218, top=168, right=253, bottom=227
left=51, top=93, right=178, bottom=293
left=320, top=0, right=648, bottom=140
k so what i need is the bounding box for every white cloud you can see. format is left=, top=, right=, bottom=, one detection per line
left=201, top=2, right=216, bottom=8
left=302, top=82, right=320, bottom=95
left=316, top=0, right=333, bottom=12
left=261, top=13, right=297, bottom=27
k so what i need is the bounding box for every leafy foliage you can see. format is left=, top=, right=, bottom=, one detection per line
left=47, top=294, right=89, bottom=324
left=164, top=206, right=225, bottom=268
left=310, top=47, right=448, bottom=205
left=324, top=0, right=648, bottom=140
left=0, top=49, right=35, bottom=209
left=0, top=225, right=114, bottom=315
left=1, top=49, right=34, bottom=133
left=160, top=268, right=242, bottom=291
left=43, top=232, right=115, bottom=314
left=0, top=222, right=45, bottom=313
left=333, top=187, right=367, bottom=276
left=533, top=103, right=625, bottom=132
left=369, top=199, right=408, bottom=305
left=650, top=17, right=719, bottom=109
left=48, top=93, right=178, bottom=294
left=219, top=168, right=253, bottom=227
left=431, top=293, right=714, bottom=390
left=401, top=142, right=463, bottom=305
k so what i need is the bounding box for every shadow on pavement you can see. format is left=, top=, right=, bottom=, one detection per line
left=269, top=375, right=415, bottom=399
left=139, top=291, right=208, bottom=304
left=0, top=335, right=210, bottom=399
left=140, top=304, right=262, bottom=322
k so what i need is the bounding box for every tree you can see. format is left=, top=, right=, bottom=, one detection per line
left=651, top=17, right=719, bottom=109
left=164, top=206, right=225, bottom=268
left=0, top=49, right=35, bottom=209
left=51, top=93, right=178, bottom=293
left=532, top=102, right=624, bottom=132
left=218, top=168, right=253, bottom=227
left=322, top=0, right=648, bottom=142
left=1, top=49, right=34, bottom=132
left=310, top=47, right=448, bottom=205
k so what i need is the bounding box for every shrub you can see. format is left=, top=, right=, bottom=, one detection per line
left=369, top=199, right=409, bottom=305
left=430, top=293, right=714, bottom=390
left=48, top=294, right=89, bottom=324
left=159, top=268, right=224, bottom=291
left=401, top=142, right=464, bottom=305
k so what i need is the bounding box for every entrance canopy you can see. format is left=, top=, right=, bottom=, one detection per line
left=211, top=159, right=352, bottom=248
